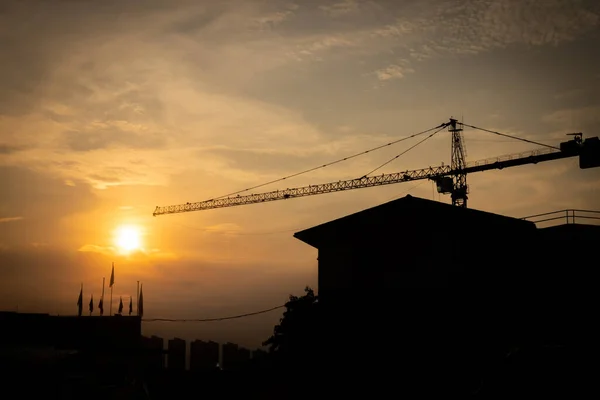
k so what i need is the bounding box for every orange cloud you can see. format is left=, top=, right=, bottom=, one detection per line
left=0, top=216, right=23, bottom=223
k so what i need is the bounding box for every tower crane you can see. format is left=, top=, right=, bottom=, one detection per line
left=153, top=118, right=600, bottom=217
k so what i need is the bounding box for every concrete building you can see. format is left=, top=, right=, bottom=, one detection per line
left=189, top=340, right=219, bottom=372
left=294, top=195, right=535, bottom=298
left=167, top=338, right=186, bottom=371
left=293, top=195, right=596, bottom=391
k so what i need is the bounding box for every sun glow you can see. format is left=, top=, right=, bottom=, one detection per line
left=114, top=225, right=142, bottom=253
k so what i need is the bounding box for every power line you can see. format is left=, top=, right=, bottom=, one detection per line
left=461, top=123, right=560, bottom=150
left=142, top=304, right=285, bottom=322
left=206, top=122, right=449, bottom=201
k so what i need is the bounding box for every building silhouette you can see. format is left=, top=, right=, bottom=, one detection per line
left=141, top=335, right=165, bottom=370
left=167, top=337, right=186, bottom=371
left=221, top=342, right=251, bottom=371
left=0, top=312, right=142, bottom=352
left=295, top=195, right=536, bottom=295
left=190, top=339, right=219, bottom=372
left=293, top=195, right=594, bottom=394
left=252, top=348, right=267, bottom=359
left=221, top=342, right=238, bottom=371
left=0, top=312, right=144, bottom=396
left=238, top=346, right=251, bottom=365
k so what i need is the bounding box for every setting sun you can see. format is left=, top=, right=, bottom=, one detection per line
left=114, top=226, right=142, bottom=253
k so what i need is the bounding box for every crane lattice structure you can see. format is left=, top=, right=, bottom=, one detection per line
left=153, top=118, right=600, bottom=216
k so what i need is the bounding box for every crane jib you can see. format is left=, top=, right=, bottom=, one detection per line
left=152, top=135, right=600, bottom=216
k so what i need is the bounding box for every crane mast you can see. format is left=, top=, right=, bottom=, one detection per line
left=449, top=118, right=468, bottom=207
left=153, top=119, right=600, bottom=217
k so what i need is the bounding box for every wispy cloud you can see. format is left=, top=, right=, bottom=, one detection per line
left=319, top=0, right=361, bottom=17
left=78, top=244, right=116, bottom=255
left=374, top=62, right=415, bottom=81
left=542, top=105, right=600, bottom=131
left=366, top=0, right=599, bottom=78
left=254, top=3, right=298, bottom=29
left=78, top=243, right=177, bottom=260
left=0, top=216, right=23, bottom=223
left=1, top=0, right=598, bottom=198
left=447, top=2, right=594, bottom=57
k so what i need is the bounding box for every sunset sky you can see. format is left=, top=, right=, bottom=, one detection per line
left=1, top=0, right=599, bottom=348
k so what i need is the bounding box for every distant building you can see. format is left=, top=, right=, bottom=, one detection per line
left=167, top=338, right=186, bottom=371
left=221, top=342, right=238, bottom=371
left=221, top=342, right=250, bottom=371
left=141, top=335, right=164, bottom=370
left=238, top=347, right=251, bottom=364
left=190, top=340, right=219, bottom=371
left=252, top=348, right=268, bottom=359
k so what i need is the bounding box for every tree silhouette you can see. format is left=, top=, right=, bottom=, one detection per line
left=262, top=286, right=319, bottom=370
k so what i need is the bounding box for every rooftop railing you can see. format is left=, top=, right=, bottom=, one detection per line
left=521, top=209, right=600, bottom=227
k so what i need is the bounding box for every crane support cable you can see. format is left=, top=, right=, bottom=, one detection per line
left=361, top=123, right=449, bottom=178
left=203, top=122, right=449, bottom=202
left=461, top=123, right=560, bottom=150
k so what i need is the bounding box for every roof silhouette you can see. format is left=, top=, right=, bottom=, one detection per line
left=294, top=195, right=535, bottom=248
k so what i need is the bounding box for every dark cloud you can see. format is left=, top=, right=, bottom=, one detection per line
left=0, top=0, right=195, bottom=116
left=0, top=36, right=56, bottom=116
left=0, top=144, right=26, bottom=154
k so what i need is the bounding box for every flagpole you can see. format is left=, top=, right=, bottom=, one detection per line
left=109, top=262, right=115, bottom=316
left=77, top=283, right=83, bottom=317
left=137, top=281, right=140, bottom=316
left=101, top=277, right=105, bottom=317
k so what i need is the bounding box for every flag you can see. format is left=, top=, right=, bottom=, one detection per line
left=138, top=284, right=144, bottom=317
left=89, top=295, right=94, bottom=314
left=77, top=285, right=83, bottom=317
left=109, top=263, right=115, bottom=288
left=99, top=297, right=104, bottom=316
left=118, top=296, right=123, bottom=314
left=129, top=296, right=133, bottom=315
